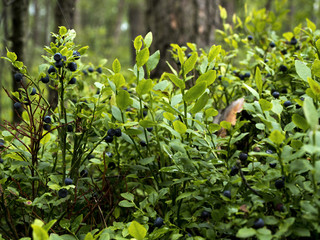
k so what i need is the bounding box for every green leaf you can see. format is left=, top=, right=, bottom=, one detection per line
left=163, top=112, right=176, bottom=121
left=183, top=52, right=198, bottom=75
left=255, top=67, right=263, bottom=95
left=219, top=5, right=227, bottom=19
left=312, top=59, right=320, bottom=78
left=173, top=121, right=187, bottom=134
left=190, top=92, right=209, bottom=115
left=112, top=73, right=126, bottom=89
left=121, top=192, right=134, bottom=202
left=128, top=221, right=147, bottom=240
left=139, top=120, right=156, bottom=128
left=303, top=97, right=318, bottom=130
left=144, top=32, right=153, bottom=48
left=196, top=70, right=216, bottom=86
left=112, top=58, right=121, bottom=73
left=119, top=200, right=135, bottom=208
left=259, top=99, right=272, bottom=112
left=134, top=35, right=143, bottom=51
left=59, top=219, right=70, bottom=229
left=136, top=48, right=150, bottom=68
left=205, top=108, right=219, bottom=118
left=111, top=106, right=123, bottom=122
left=296, top=60, right=311, bottom=82
left=43, top=220, right=57, bottom=232
left=183, top=82, right=207, bottom=103
left=146, top=50, right=160, bottom=71
left=7, top=51, right=17, bottom=62
left=243, top=83, right=260, bottom=99
left=136, top=79, right=154, bottom=96
left=32, top=225, right=49, bottom=240
left=59, top=26, right=67, bottom=36
left=116, top=90, right=133, bottom=110
left=208, top=45, right=221, bottom=62
left=306, top=18, right=316, bottom=32
left=177, top=46, right=184, bottom=65
left=269, top=130, right=285, bottom=145
left=84, top=233, right=93, bottom=240
left=220, top=121, right=231, bottom=130
left=70, top=215, right=82, bottom=233
left=236, top=228, right=256, bottom=238
left=292, top=114, right=309, bottom=131
left=166, top=73, right=185, bottom=90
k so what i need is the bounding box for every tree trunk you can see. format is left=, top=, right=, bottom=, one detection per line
left=128, top=0, right=146, bottom=64
left=112, top=0, right=126, bottom=45
left=11, top=0, right=29, bottom=123
left=146, top=0, right=221, bottom=78
left=49, top=0, right=77, bottom=111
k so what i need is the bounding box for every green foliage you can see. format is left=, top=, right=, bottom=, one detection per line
left=3, top=5, right=320, bottom=240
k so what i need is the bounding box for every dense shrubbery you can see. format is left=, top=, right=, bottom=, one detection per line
left=2, top=6, right=320, bottom=240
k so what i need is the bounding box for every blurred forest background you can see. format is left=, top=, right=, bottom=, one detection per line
left=0, top=0, right=319, bottom=122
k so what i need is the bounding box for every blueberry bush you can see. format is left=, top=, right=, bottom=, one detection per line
left=1, top=5, right=320, bottom=240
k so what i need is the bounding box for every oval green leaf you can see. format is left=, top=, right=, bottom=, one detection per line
left=183, top=82, right=207, bottom=103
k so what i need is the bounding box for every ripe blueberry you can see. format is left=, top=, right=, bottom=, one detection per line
left=290, top=37, right=297, bottom=45
left=68, top=62, right=77, bottom=72
left=154, top=217, right=164, bottom=227
left=64, top=177, right=73, bottom=185
left=114, top=128, right=122, bottom=137
left=200, top=210, right=210, bottom=220
left=30, top=88, right=37, bottom=95
left=253, top=218, right=265, bottom=229
left=248, top=35, right=253, bottom=41
left=80, top=169, right=88, bottom=178
left=239, top=152, right=248, bottom=161
left=48, top=65, right=56, bottom=74
left=43, top=124, right=51, bottom=131
left=244, top=72, right=251, bottom=78
left=105, top=135, right=113, bottom=143
left=58, top=189, right=68, bottom=198
left=279, top=65, right=288, bottom=72
left=55, top=61, right=64, bottom=68
left=266, top=149, right=273, bottom=154
left=281, top=49, right=287, bottom=55
left=44, top=115, right=51, bottom=124
left=223, top=190, right=231, bottom=199
left=272, top=91, right=280, bottom=98
left=67, top=125, right=73, bottom=132
left=0, top=158, right=3, bottom=164
left=106, top=152, right=113, bottom=158
left=88, top=67, right=94, bottom=73
left=14, top=73, right=23, bottom=82
left=41, top=75, right=50, bottom=83
left=275, top=179, right=285, bottom=189
left=269, top=42, right=276, bottom=48
left=68, top=77, right=77, bottom=84
left=54, top=53, right=63, bottom=62
left=140, top=140, right=147, bottom=147
left=147, top=127, right=153, bottom=132
left=230, top=165, right=239, bottom=176
left=14, top=102, right=22, bottom=110
left=239, top=74, right=245, bottom=80
left=108, top=162, right=116, bottom=169
left=88, top=154, right=95, bottom=159
left=73, top=51, right=81, bottom=60
left=96, top=67, right=102, bottom=74
left=107, top=128, right=116, bottom=137
left=143, top=110, right=148, bottom=117
left=269, top=162, right=277, bottom=168
left=283, top=100, right=292, bottom=107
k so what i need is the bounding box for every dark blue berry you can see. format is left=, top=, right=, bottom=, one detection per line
left=201, top=210, right=210, bottom=219
left=272, top=91, right=280, bottom=98
left=284, top=100, right=292, bottom=107
left=54, top=53, right=63, bottom=62
left=88, top=154, right=95, bottom=159
left=147, top=127, right=153, bottom=132
left=248, top=35, right=253, bottom=41
left=106, top=152, right=113, bottom=158
left=253, top=218, right=265, bottom=229
left=269, top=162, right=277, bottom=168
left=108, top=162, right=116, bottom=169
left=14, top=73, right=23, bottom=82
left=68, top=77, right=76, bottom=84
left=73, top=51, right=81, bottom=60
left=279, top=65, right=287, bottom=72
left=290, top=37, right=297, bottom=45
left=154, top=217, right=164, bottom=227
left=143, top=110, right=147, bottom=117
left=269, top=42, right=276, bottom=48
left=223, top=190, right=231, bottom=199
left=230, top=165, right=239, bottom=176
left=58, top=189, right=68, bottom=198
left=43, top=124, right=51, bottom=131
left=114, top=128, right=122, bottom=137
left=96, top=67, right=102, bottom=74
left=239, top=152, right=248, bottom=161
left=244, top=72, right=251, bottom=78
left=55, top=61, right=64, bottom=68
left=67, top=125, right=73, bottom=132
left=64, top=178, right=73, bottom=185
left=0, top=158, right=3, bottom=164
left=140, top=140, right=147, bottom=147
left=41, top=75, right=50, bottom=83
left=80, top=169, right=88, bottom=178
left=68, top=62, right=77, bottom=72
left=107, top=129, right=116, bottom=137
left=14, top=102, right=22, bottom=110
left=88, top=67, right=94, bottom=73
left=266, top=149, right=273, bottom=154
left=48, top=65, right=56, bottom=74
left=275, top=179, right=285, bottom=189
left=44, top=115, right=51, bottom=123
left=105, top=135, right=113, bottom=143
left=30, top=88, right=37, bottom=95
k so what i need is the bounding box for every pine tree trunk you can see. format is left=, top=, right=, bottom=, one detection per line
left=146, top=0, right=221, bottom=78
left=128, top=0, right=145, bottom=64
left=49, top=0, right=77, bottom=111
left=11, top=0, right=29, bottom=123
